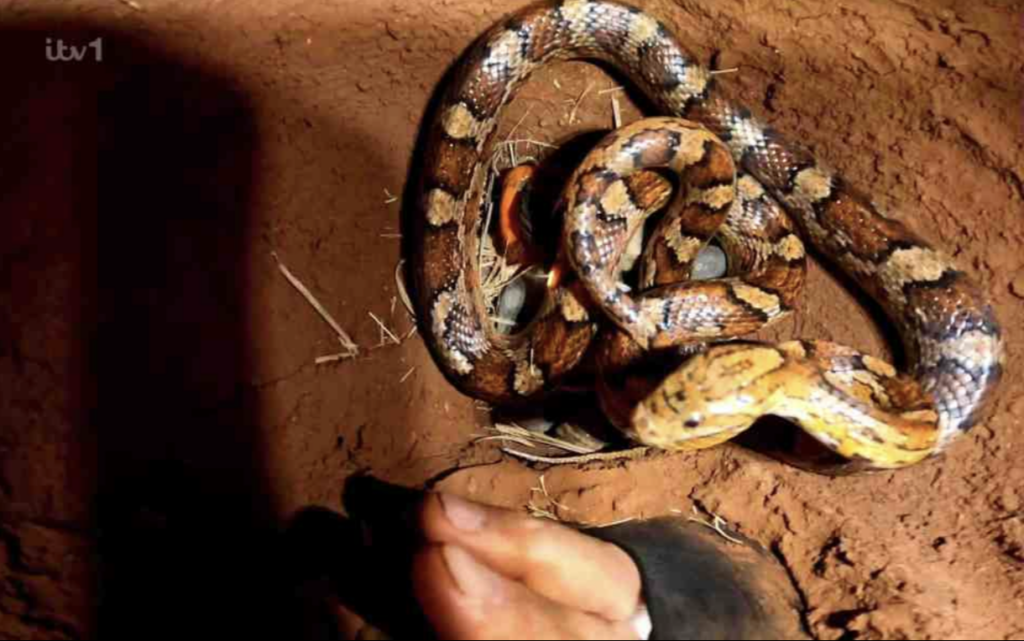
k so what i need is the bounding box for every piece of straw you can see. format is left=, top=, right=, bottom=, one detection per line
left=273, top=252, right=359, bottom=356
left=369, top=311, right=401, bottom=346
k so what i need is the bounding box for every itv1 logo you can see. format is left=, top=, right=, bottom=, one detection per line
left=46, top=37, right=104, bottom=63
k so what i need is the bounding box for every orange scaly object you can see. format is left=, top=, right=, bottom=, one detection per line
left=498, top=165, right=536, bottom=262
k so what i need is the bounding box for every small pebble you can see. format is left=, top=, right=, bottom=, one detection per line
left=1011, top=275, right=1024, bottom=299
left=692, top=245, right=728, bottom=281
left=1001, top=489, right=1021, bottom=513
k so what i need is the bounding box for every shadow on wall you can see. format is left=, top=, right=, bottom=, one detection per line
left=0, top=18, right=342, bottom=638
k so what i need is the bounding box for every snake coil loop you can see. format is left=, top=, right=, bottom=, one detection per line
left=410, top=0, right=1004, bottom=471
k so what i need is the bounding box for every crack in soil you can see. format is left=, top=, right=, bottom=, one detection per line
left=422, top=457, right=505, bottom=491
left=770, top=540, right=817, bottom=639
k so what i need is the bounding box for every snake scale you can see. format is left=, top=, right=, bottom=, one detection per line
left=410, top=0, right=1004, bottom=470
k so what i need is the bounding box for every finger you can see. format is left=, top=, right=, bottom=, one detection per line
left=419, top=493, right=643, bottom=622
left=334, top=603, right=371, bottom=640
left=413, top=543, right=641, bottom=641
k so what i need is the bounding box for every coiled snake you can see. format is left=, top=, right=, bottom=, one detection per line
left=409, top=0, right=1004, bottom=470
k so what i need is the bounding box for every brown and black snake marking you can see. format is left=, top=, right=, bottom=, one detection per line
left=687, top=97, right=1004, bottom=446
left=561, top=118, right=792, bottom=350
left=411, top=0, right=1004, bottom=465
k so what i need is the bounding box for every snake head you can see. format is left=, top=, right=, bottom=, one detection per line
left=630, top=390, right=745, bottom=452
left=629, top=343, right=783, bottom=451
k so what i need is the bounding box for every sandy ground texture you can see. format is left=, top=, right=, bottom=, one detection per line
left=0, top=0, right=1021, bottom=638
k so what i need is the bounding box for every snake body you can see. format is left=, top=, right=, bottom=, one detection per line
left=410, top=0, right=1004, bottom=469
left=561, top=118, right=805, bottom=353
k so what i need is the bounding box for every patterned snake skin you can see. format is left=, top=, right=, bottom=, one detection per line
left=410, top=0, right=1004, bottom=469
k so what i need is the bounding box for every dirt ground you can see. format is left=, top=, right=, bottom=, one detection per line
left=0, top=0, right=1021, bottom=638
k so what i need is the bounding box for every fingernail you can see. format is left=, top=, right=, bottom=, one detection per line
left=440, top=493, right=487, bottom=532
left=442, top=545, right=505, bottom=603
left=630, top=605, right=653, bottom=640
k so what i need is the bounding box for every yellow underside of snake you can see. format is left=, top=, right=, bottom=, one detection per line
left=410, top=0, right=1004, bottom=472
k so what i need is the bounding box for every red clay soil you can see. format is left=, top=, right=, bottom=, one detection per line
left=0, top=0, right=1021, bottom=639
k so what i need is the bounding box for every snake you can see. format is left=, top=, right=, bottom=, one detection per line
left=409, top=0, right=1004, bottom=470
